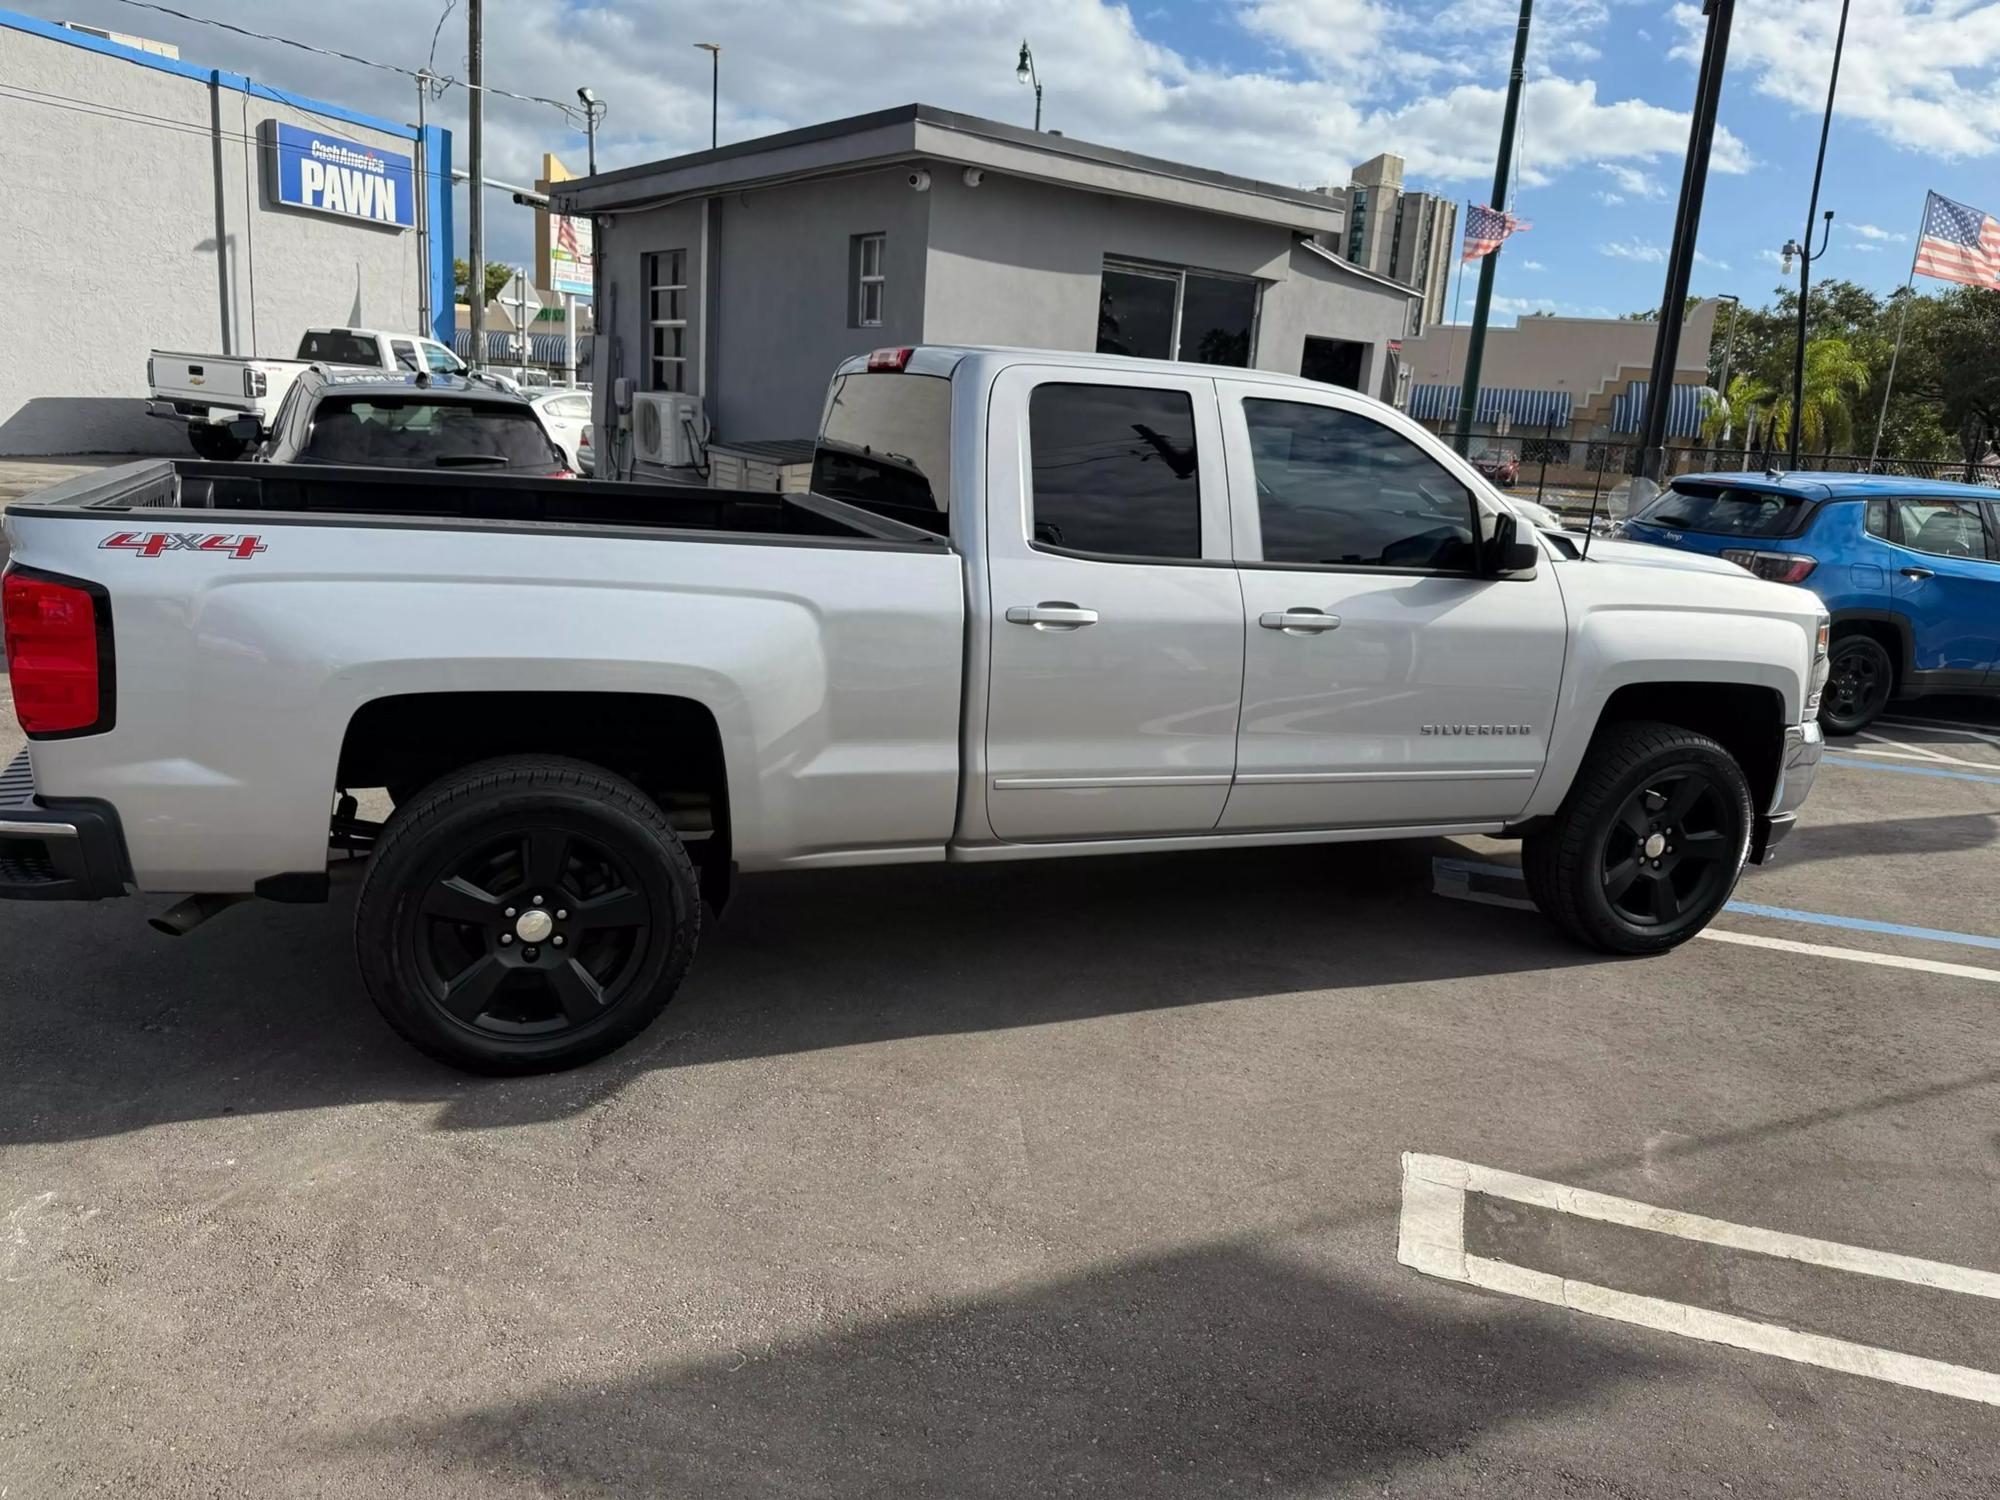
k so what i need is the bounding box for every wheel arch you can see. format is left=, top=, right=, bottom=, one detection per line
left=337, top=690, right=733, bottom=910
left=1592, top=680, right=1788, bottom=815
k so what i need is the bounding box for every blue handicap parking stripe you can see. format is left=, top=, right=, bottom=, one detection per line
left=1722, top=901, right=2000, bottom=954
left=1433, top=856, right=2000, bottom=953
left=1823, top=752, right=2000, bottom=787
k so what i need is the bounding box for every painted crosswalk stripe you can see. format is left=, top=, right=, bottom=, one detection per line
left=1400, top=1153, right=2000, bottom=1406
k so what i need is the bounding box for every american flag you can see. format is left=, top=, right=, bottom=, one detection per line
left=1462, top=203, right=1528, bottom=262
left=1914, top=191, right=2000, bottom=289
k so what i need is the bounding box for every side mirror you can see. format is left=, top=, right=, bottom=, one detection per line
left=1482, top=511, right=1541, bottom=579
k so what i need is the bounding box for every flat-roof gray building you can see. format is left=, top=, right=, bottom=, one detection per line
left=556, top=104, right=1421, bottom=469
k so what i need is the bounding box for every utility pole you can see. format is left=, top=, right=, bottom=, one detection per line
left=1636, top=0, right=1735, bottom=487
left=466, top=0, right=486, bottom=372
left=1451, top=0, right=1532, bottom=456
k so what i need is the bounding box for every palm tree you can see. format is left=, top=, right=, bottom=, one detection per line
left=1701, top=373, right=1772, bottom=449
left=1767, top=338, right=1870, bottom=456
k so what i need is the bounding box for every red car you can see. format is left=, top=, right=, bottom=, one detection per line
left=1472, top=453, right=1520, bottom=487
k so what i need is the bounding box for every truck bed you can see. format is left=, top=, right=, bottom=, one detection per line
left=14, top=460, right=946, bottom=549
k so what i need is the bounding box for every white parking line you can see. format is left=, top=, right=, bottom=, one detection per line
left=1880, top=715, right=2000, bottom=746
left=1700, top=929, right=2000, bottom=983
left=1849, top=735, right=1998, bottom=769
left=1400, top=1153, right=2000, bottom=1406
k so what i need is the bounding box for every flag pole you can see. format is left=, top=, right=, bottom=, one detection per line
left=1867, top=203, right=1925, bottom=471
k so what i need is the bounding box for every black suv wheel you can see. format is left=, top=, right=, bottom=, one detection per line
left=355, top=755, right=700, bottom=1074
left=1818, top=634, right=1893, bottom=736
left=1524, top=721, right=1752, bottom=955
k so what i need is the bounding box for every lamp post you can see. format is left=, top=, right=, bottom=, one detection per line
left=1712, top=291, right=1741, bottom=444
left=1785, top=0, right=1852, bottom=468
left=1015, top=40, right=1042, bottom=131
left=1781, top=210, right=1834, bottom=466
left=576, top=87, right=605, bottom=175
left=694, top=42, right=720, bottom=149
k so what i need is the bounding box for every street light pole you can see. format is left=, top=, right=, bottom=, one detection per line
left=1635, top=0, right=1734, bottom=488
left=1015, top=41, right=1042, bottom=131
left=576, top=86, right=604, bottom=175
left=694, top=43, right=720, bottom=149
left=1788, top=0, right=1852, bottom=467
left=1713, top=291, right=1741, bottom=443
left=1450, top=0, right=1533, bottom=456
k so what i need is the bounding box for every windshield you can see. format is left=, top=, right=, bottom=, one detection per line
left=1635, top=483, right=1813, bottom=538
left=300, top=397, right=559, bottom=469
left=811, top=371, right=953, bottom=535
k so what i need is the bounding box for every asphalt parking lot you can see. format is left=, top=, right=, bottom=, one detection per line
left=4, top=690, right=2000, bottom=1497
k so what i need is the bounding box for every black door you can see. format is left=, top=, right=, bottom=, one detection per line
left=1302, top=337, right=1367, bottom=390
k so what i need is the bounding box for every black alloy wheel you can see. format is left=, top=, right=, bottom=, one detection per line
left=415, top=825, right=652, bottom=1039
left=1523, top=720, right=1752, bottom=955
left=356, top=756, right=700, bottom=1073
left=1818, top=636, right=1893, bottom=736
left=1599, top=768, right=1737, bottom=933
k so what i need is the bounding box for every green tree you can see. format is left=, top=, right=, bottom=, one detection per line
left=1700, top=372, right=1773, bottom=447
left=453, top=258, right=514, bottom=306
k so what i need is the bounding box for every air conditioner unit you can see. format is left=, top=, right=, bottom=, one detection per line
left=633, top=391, right=706, bottom=468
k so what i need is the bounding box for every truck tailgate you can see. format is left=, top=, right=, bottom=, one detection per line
left=149, top=353, right=258, bottom=410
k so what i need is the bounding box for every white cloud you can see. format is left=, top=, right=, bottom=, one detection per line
left=1850, top=222, right=1909, bottom=242
left=1673, top=0, right=2000, bottom=158
left=34, top=0, right=1752, bottom=272
left=1851, top=243, right=1881, bottom=253
left=1693, top=250, right=1730, bottom=270
left=1597, top=161, right=1665, bottom=199
left=1601, top=239, right=1667, bottom=262
left=1520, top=259, right=1547, bottom=270
left=1755, top=247, right=1789, bottom=268
left=1595, top=191, right=1627, bottom=205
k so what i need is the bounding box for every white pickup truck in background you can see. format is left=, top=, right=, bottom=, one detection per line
left=147, top=327, right=468, bottom=459
left=4, top=345, right=1827, bottom=1074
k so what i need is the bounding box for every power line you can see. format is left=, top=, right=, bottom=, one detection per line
left=99, top=0, right=590, bottom=125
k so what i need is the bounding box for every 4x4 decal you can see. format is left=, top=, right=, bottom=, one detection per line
left=99, top=531, right=267, bottom=560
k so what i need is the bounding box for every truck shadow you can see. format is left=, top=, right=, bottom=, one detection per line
left=0, top=838, right=1597, bottom=1145
left=325, top=1235, right=1674, bottom=1498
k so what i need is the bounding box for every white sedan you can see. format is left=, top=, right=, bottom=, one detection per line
left=530, top=390, right=592, bottom=472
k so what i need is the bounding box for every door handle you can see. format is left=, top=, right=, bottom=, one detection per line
left=1900, top=567, right=1936, bottom=580
left=1006, top=602, right=1098, bottom=630
left=1259, top=609, right=1342, bottom=633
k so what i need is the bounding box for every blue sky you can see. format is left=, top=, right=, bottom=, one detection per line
left=33, top=0, right=2000, bottom=322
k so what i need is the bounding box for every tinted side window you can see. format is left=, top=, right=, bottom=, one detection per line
left=1865, top=499, right=1891, bottom=539
left=1243, top=399, right=1476, bottom=571
left=1638, top=484, right=1809, bottom=538
left=424, top=343, right=461, bottom=375
left=1894, top=499, right=1992, bottom=560
left=1028, top=384, right=1201, bottom=560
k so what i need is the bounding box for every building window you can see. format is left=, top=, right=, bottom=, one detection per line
left=1346, top=187, right=1368, bottom=262
left=854, top=233, right=886, bottom=327
left=646, top=249, right=688, bottom=392
left=1096, top=260, right=1259, bottom=368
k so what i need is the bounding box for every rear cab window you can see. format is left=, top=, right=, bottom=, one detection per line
left=1637, top=483, right=1813, bottom=539
left=302, top=397, right=558, bottom=470
left=812, top=371, right=954, bottom=535
left=296, top=330, right=382, bottom=367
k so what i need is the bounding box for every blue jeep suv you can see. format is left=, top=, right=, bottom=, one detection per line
left=1622, top=472, right=2000, bottom=734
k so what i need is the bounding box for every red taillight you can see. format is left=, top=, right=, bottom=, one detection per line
left=551, top=466, right=577, bottom=479
left=1721, top=548, right=1818, bottom=585
left=866, top=346, right=915, bottom=372
left=2, top=569, right=108, bottom=736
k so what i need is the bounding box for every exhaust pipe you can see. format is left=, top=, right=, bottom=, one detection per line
left=149, top=892, right=247, bottom=937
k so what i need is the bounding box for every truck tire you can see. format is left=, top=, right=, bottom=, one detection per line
left=187, top=423, right=247, bottom=461
left=1818, top=634, right=1894, bottom=736
left=354, top=755, right=700, bottom=1074
left=1522, top=721, right=1751, bottom=956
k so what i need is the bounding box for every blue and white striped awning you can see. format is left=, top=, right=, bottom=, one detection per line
left=451, top=331, right=594, bottom=364
left=1408, top=383, right=1573, bottom=428
left=1610, top=381, right=1711, bottom=438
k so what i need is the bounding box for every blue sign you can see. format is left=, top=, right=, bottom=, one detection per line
left=271, top=123, right=414, bottom=229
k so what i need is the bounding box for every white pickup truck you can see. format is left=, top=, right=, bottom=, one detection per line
left=147, top=327, right=467, bottom=459
left=3, top=345, right=1826, bottom=1073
